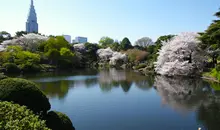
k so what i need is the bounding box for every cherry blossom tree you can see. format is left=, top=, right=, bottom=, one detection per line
left=97, top=47, right=128, bottom=66
left=154, top=32, right=205, bottom=76
left=0, top=33, right=48, bottom=52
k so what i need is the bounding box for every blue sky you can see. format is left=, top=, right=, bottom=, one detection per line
left=0, top=0, right=219, bottom=43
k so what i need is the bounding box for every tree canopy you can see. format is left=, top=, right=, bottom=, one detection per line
left=135, top=37, right=154, bottom=47
left=99, top=36, right=114, bottom=48
left=120, top=37, right=133, bottom=50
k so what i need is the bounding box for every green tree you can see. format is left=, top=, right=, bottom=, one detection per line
left=0, top=31, right=12, bottom=43
left=46, top=49, right=60, bottom=65
left=44, top=36, right=70, bottom=52
left=120, top=37, right=133, bottom=50
left=155, top=35, right=176, bottom=46
left=15, top=31, right=28, bottom=37
left=84, top=42, right=99, bottom=62
left=99, top=36, right=114, bottom=48
left=60, top=48, right=74, bottom=59
left=200, top=9, right=220, bottom=67
left=111, top=42, right=120, bottom=51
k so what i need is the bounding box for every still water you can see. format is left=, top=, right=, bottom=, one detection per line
left=24, top=69, right=220, bottom=130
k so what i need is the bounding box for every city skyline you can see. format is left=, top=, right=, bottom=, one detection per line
left=0, top=0, right=220, bottom=43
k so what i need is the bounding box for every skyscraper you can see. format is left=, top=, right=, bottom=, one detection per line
left=26, top=0, right=38, bottom=33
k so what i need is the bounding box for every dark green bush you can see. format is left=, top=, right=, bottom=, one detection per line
left=0, top=73, right=7, bottom=80
left=0, top=101, right=50, bottom=130
left=0, top=78, right=51, bottom=114
left=215, top=64, right=220, bottom=71
left=45, top=111, right=75, bottom=130
left=19, top=63, right=41, bottom=73
left=3, top=63, right=20, bottom=73
left=58, top=59, right=73, bottom=69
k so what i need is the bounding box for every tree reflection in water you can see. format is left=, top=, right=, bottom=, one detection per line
left=37, top=80, right=74, bottom=99
left=154, top=76, right=220, bottom=129
left=98, top=68, right=153, bottom=92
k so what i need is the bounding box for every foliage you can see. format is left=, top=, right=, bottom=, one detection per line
left=111, top=42, right=121, bottom=51
left=125, top=49, right=148, bottom=63
left=1, top=33, right=48, bottom=52
left=45, top=111, right=75, bottom=130
left=0, top=101, right=50, bottom=130
left=199, top=9, right=220, bottom=67
left=15, top=31, right=28, bottom=37
left=19, top=63, right=41, bottom=73
left=155, top=32, right=205, bottom=76
left=43, top=36, right=70, bottom=52
left=60, top=48, right=74, bottom=59
left=84, top=42, right=99, bottom=62
left=0, top=73, right=7, bottom=80
left=3, top=63, right=20, bottom=73
left=3, top=46, right=41, bottom=73
left=120, top=37, right=133, bottom=50
left=99, top=36, right=114, bottom=48
left=16, top=51, right=41, bottom=65
left=0, top=78, right=51, bottom=113
left=204, top=68, right=220, bottom=81
left=134, top=63, right=147, bottom=70
left=155, top=35, right=176, bottom=46
left=135, top=37, right=154, bottom=47
left=0, top=31, right=12, bottom=43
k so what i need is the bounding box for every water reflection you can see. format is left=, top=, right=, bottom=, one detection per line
left=28, top=69, right=154, bottom=98
left=37, top=80, right=75, bottom=99
left=154, top=76, right=220, bottom=129
left=197, top=100, right=220, bottom=130
left=98, top=69, right=153, bottom=92
left=25, top=70, right=220, bottom=130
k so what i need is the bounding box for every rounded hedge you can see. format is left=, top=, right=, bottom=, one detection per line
left=0, top=101, right=50, bottom=130
left=45, top=111, right=75, bottom=130
left=3, top=63, right=20, bottom=73
left=0, top=78, right=51, bottom=114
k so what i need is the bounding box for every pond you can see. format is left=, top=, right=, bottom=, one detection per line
left=24, top=69, right=220, bottom=130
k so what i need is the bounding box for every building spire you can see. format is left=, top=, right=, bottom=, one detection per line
left=31, top=0, right=33, bottom=6
left=26, top=0, right=38, bottom=33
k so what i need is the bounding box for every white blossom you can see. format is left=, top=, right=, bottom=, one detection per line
left=0, top=33, right=48, bottom=52
left=73, top=43, right=86, bottom=52
left=97, top=47, right=128, bottom=66
left=154, top=32, right=205, bottom=76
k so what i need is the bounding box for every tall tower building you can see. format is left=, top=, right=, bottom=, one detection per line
left=26, top=0, right=38, bottom=33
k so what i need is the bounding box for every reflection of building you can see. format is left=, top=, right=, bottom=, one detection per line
left=63, top=35, right=71, bottom=43
left=26, top=0, right=38, bottom=33
left=75, top=36, right=88, bottom=43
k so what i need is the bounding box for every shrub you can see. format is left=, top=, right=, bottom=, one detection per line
left=45, top=111, right=75, bottom=130
left=0, top=78, right=51, bottom=114
left=2, top=63, right=20, bottom=73
left=0, top=101, right=50, bottom=130
left=134, top=63, right=147, bottom=69
left=125, top=49, right=148, bottom=63
left=0, top=73, right=7, bottom=80
left=58, top=59, right=73, bottom=69
left=19, top=63, right=41, bottom=73
left=216, top=64, right=220, bottom=71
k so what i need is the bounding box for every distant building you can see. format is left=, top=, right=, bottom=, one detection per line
left=75, top=36, right=88, bottom=43
left=63, top=35, right=71, bottom=43
left=26, top=0, right=38, bottom=33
